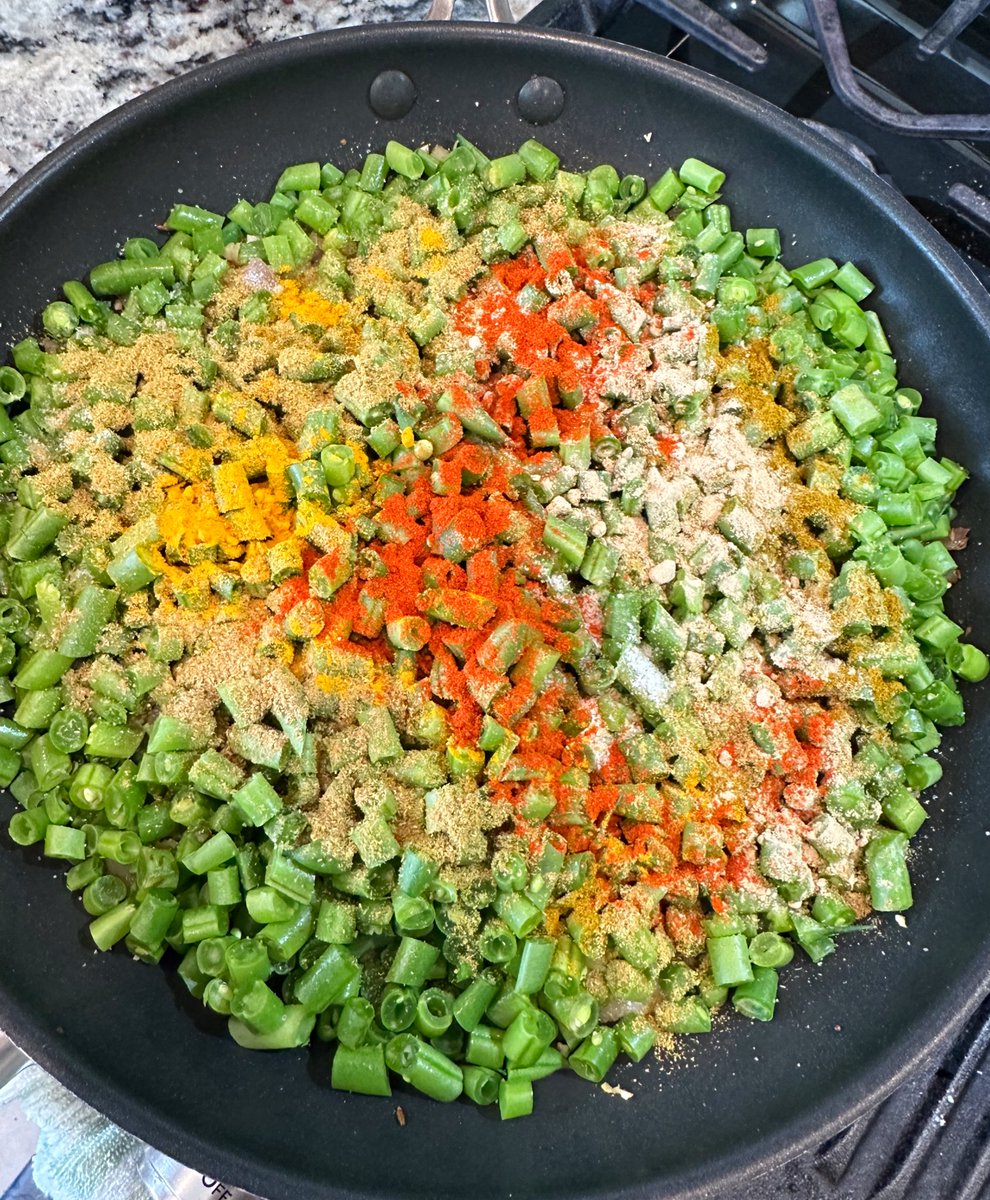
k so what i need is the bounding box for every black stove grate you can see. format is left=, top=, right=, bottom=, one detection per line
left=519, top=1, right=990, bottom=1196
left=805, top=0, right=990, bottom=138
left=764, top=997, right=990, bottom=1199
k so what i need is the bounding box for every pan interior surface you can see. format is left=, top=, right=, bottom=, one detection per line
left=1, top=23, right=989, bottom=1200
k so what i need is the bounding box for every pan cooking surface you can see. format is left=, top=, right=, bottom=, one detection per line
left=1, top=23, right=990, bottom=1200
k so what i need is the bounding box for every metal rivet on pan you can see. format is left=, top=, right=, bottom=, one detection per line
left=368, top=70, right=417, bottom=120
left=516, top=76, right=565, bottom=125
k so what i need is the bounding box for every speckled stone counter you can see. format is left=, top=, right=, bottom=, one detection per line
left=0, top=0, right=488, bottom=193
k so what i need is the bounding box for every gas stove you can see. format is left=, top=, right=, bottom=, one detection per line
left=4, top=2, right=990, bottom=1198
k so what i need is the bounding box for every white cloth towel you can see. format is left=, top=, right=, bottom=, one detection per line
left=0, top=1063, right=145, bottom=1200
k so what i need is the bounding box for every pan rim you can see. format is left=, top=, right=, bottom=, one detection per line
left=2, top=19, right=990, bottom=1200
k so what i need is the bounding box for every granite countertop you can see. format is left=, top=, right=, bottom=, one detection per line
left=0, top=0, right=489, bottom=194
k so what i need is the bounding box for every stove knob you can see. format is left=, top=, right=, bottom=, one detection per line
left=140, top=1147, right=263, bottom=1200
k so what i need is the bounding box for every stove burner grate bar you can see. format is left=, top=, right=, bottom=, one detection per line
left=634, top=0, right=769, bottom=69
left=804, top=0, right=990, bottom=136
left=787, top=994, right=990, bottom=1199
left=918, top=0, right=990, bottom=58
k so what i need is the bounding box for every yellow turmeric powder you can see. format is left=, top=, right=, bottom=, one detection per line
left=277, top=278, right=349, bottom=326
left=155, top=467, right=296, bottom=583
left=419, top=227, right=445, bottom=251
left=159, top=483, right=236, bottom=555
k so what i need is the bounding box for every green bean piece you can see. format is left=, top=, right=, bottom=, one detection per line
left=732, top=966, right=779, bottom=1022
left=507, top=1047, right=564, bottom=1083
left=569, top=1026, right=620, bottom=1083
left=453, top=972, right=500, bottom=1032
left=415, top=988, right=454, bottom=1039
left=615, top=1015, right=656, bottom=1062
left=543, top=515, right=588, bottom=569
left=513, top=937, right=554, bottom=995
left=498, top=1075, right=534, bottom=1120
left=865, top=830, right=913, bottom=911
left=228, top=1004, right=315, bottom=1050
left=49, top=709, right=90, bottom=754
left=385, top=1033, right=463, bottom=1102
left=707, top=935, right=755, bottom=987
left=678, top=157, right=725, bottom=194
left=380, top=985, right=418, bottom=1032
left=230, top=979, right=286, bottom=1035
left=385, top=141, right=424, bottom=180
left=295, top=945, right=359, bottom=1014
left=331, top=1043, right=391, bottom=1095
left=83, top=874, right=127, bottom=917
left=8, top=807, right=49, bottom=846
left=44, top=824, right=87, bottom=862
left=336, top=996, right=375, bottom=1049
left=90, top=260, right=175, bottom=296
left=947, top=642, right=990, bottom=682
left=89, top=902, right=137, bottom=950
left=130, top=890, right=179, bottom=946
left=503, top=1007, right=556, bottom=1068
left=7, top=506, right=68, bottom=562
left=487, top=154, right=527, bottom=191
left=748, top=932, right=795, bottom=969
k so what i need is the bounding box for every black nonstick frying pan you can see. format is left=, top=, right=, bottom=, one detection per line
left=1, top=19, right=990, bottom=1200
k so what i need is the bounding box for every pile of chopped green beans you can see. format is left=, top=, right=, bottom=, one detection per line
left=0, top=133, right=986, bottom=1121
